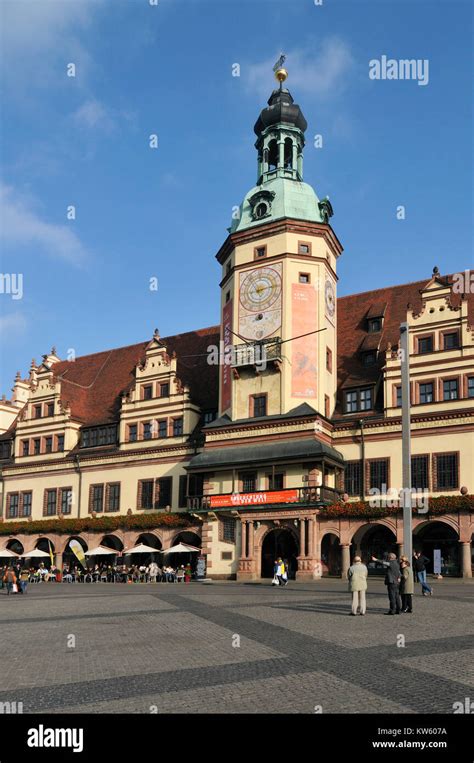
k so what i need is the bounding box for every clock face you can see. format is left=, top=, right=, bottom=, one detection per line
left=239, top=265, right=282, bottom=340
left=240, top=267, right=282, bottom=312
left=325, top=279, right=336, bottom=318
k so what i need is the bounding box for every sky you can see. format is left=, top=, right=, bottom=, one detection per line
left=0, top=0, right=472, bottom=395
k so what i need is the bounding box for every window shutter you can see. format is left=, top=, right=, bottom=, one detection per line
left=88, top=484, right=95, bottom=513
left=137, top=480, right=143, bottom=510
left=5, top=493, right=11, bottom=518
left=154, top=479, right=160, bottom=510
left=178, top=475, right=187, bottom=508
left=18, top=493, right=24, bottom=518
left=43, top=489, right=49, bottom=517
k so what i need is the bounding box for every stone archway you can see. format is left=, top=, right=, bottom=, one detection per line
left=171, top=531, right=201, bottom=548
left=134, top=532, right=163, bottom=551
left=320, top=533, right=340, bottom=576
left=260, top=527, right=299, bottom=579
left=62, top=536, right=88, bottom=569
left=413, top=521, right=460, bottom=576
left=5, top=538, right=24, bottom=555
left=100, top=534, right=124, bottom=551
left=351, top=523, right=397, bottom=575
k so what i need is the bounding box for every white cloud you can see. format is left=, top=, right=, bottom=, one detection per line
left=73, top=99, right=115, bottom=131
left=0, top=0, right=100, bottom=89
left=246, top=38, right=355, bottom=100
left=0, top=184, right=88, bottom=266
left=0, top=311, right=28, bottom=337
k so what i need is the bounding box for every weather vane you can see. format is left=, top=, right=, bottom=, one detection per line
left=273, top=54, right=288, bottom=88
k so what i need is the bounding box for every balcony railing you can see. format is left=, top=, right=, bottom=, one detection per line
left=187, top=485, right=341, bottom=512
left=231, top=338, right=282, bottom=369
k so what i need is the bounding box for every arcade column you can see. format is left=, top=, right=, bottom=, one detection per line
left=460, top=541, right=472, bottom=578
left=340, top=544, right=351, bottom=578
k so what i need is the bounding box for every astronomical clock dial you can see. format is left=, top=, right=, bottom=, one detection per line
left=239, top=265, right=282, bottom=341
left=325, top=279, right=336, bottom=320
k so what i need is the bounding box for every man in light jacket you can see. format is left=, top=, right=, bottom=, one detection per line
left=347, top=556, right=368, bottom=615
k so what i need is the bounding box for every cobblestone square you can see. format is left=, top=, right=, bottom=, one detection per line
left=0, top=578, right=472, bottom=715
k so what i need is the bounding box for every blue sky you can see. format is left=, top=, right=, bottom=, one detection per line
left=0, top=0, right=472, bottom=394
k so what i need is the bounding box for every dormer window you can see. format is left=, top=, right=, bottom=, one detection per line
left=159, top=383, right=169, bottom=398
left=143, top=385, right=153, bottom=401
left=362, top=351, right=377, bottom=366
left=368, top=318, right=382, bottom=333
left=345, top=387, right=373, bottom=413
left=47, top=402, right=54, bottom=417
left=34, top=404, right=42, bottom=419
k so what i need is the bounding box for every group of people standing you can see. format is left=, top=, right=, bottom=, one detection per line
left=347, top=550, right=433, bottom=616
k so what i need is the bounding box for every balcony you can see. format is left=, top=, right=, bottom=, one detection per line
left=231, top=338, right=282, bottom=369
left=187, top=485, right=341, bottom=512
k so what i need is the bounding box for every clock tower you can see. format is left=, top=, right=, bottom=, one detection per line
left=216, top=64, right=343, bottom=422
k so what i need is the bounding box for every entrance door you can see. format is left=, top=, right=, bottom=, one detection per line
left=261, top=528, right=298, bottom=579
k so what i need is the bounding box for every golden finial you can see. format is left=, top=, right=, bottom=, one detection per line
left=273, top=54, right=288, bottom=87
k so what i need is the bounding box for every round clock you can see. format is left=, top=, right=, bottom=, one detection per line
left=325, top=279, right=335, bottom=317
left=240, top=267, right=282, bottom=312
left=239, top=266, right=282, bottom=340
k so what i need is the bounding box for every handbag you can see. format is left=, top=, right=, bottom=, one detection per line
left=271, top=576, right=279, bottom=586
left=11, top=583, right=18, bottom=593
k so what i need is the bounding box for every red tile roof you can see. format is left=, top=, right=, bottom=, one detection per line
left=51, top=327, right=220, bottom=426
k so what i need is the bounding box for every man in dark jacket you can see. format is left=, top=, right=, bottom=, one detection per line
left=413, top=551, right=433, bottom=595
left=372, top=553, right=402, bottom=614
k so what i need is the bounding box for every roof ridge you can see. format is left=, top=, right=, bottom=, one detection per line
left=52, top=340, right=147, bottom=366
left=337, top=272, right=460, bottom=302
left=51, top=325, right=222, bottom=369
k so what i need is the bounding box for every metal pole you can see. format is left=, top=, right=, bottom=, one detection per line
left=400, top=322, right=412, bottom=561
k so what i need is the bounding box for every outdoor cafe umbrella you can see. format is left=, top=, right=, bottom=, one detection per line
left=123, top=543, right=160, bottom=555
left=0, top=548, right=19, bottom=558
left=161, top=543, right=201, bottom=554
left=23, top=549, right=51, bottom=558
left=84, top=545, right=117, bottom=556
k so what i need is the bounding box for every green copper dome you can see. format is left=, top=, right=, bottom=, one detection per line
left=230, top=176, right=326, bottom=233
left=229, top=85, right=333, bottom=234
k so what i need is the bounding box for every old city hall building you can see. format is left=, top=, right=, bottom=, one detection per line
left=1, top=71, right=473, bottom=580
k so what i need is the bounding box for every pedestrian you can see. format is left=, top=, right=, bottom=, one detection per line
left=184, top=563, right=192, bottom=584
left=19, top=567, right=30, bottom=594
left=3, top=567, right=17, bottom=595
left=276, top=557, right=287, bottom=586
left=371, top=553, right=402, bottom=615
left=413, top=551, right=433, bottom=596
left=400, top=556, right=414, bottom=613
left=347, top=555, right=368, bottom=615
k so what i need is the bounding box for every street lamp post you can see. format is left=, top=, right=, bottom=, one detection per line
left=400, top=322, right=412, bottom=561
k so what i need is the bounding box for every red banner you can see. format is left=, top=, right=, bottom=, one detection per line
left=210, top=489, right=299, bottom=508
left=221, top=299, right=233, bottom=412
left=291, top=283, right=317, bottom=398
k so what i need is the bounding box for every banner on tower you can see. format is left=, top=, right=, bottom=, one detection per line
left=221, top=298, right=233, bottom=412
left=291, top=283, right=317, bottom=398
